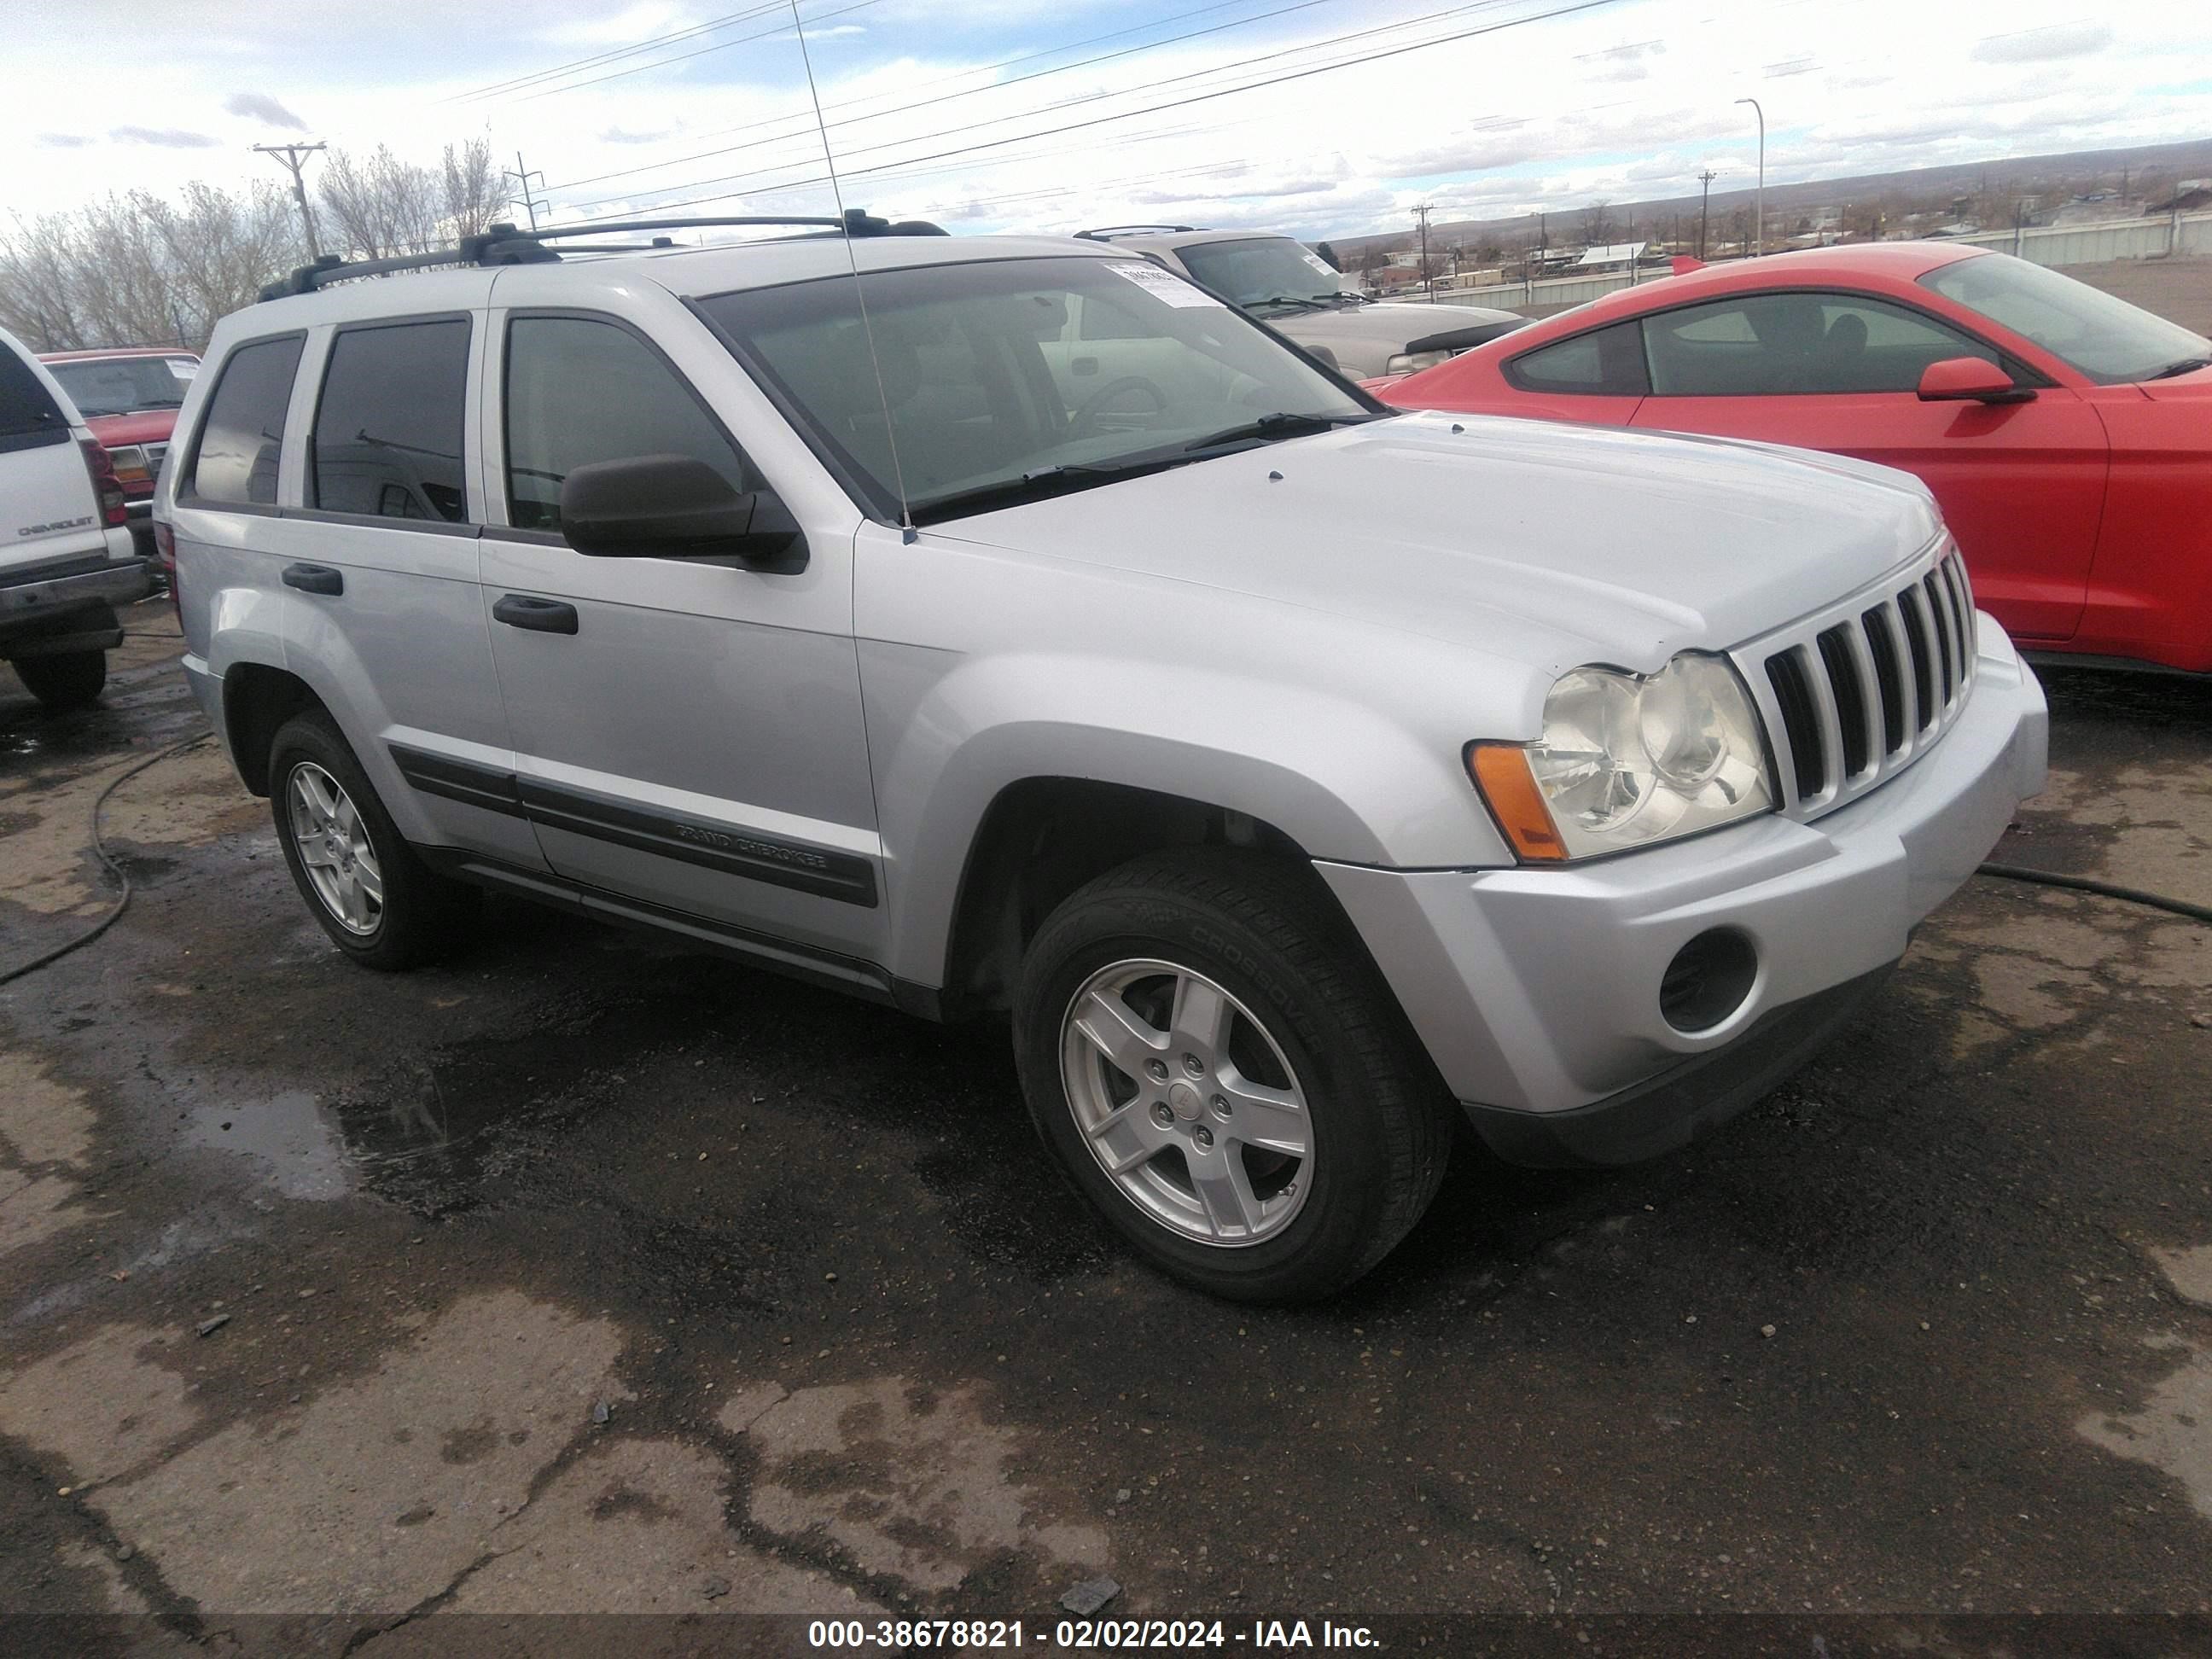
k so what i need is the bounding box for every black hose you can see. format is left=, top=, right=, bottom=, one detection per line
left=0, top=732, right=211, bottom=987
left=1975, top=861, right=2212, bottom=925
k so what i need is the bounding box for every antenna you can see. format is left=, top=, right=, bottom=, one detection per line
left=792, top=3, right=915, bottom=544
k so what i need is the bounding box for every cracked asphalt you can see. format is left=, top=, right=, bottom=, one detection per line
left=1, top=601, right=2209, bottom=1650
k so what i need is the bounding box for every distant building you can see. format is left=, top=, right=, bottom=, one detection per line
left=2146, top=181, right=2212, bottom=213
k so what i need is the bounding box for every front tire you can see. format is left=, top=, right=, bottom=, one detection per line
left=1013, top=849, right=1452, bottom=1302
left=267, top=710, right=477, bottom=969
left=14, top=649, right=108, bottom=713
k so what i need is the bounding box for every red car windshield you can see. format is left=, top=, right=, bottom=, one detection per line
left=44, top=355, right=197, bottom=418
left=1922, top=253, right=2209, bottom=385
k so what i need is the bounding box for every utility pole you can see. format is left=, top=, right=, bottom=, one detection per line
left=1412, top=204, right=1434, bottom=303
left=1697, top=169, right=1717, bottom=260
left=505, top=153, right=547, bottom=230
left=1733, top=97, right=1765, bottom=255
left=253, top=141, right=326, bottom=255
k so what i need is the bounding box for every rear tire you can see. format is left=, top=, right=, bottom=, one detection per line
left=15, top=650, right=107, bottom=713
left=267, top=709, right=479, bottom=969
left=1012, top=848, right=1452, bottom=1303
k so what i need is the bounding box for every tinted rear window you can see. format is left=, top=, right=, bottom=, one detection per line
left=311, top=318, right=471, bottom=522
left=189, top=335, right=306, bottom=506
left=1, top=346, right=69, bottom=454
left=1503, top=320, right=1650, bottom=397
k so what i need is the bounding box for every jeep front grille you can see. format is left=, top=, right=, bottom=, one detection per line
left=1737, top=540, right=1976, bottom=819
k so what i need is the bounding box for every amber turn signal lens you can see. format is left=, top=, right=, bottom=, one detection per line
left=1466, top=742, right=1568, bottom=863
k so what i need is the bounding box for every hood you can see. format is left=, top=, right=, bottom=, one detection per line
left=936, top=410, right=1941, bottom=675
left=1272, top=299, right=1519, bottom=352
left=81, top=409, right=179, bottom=446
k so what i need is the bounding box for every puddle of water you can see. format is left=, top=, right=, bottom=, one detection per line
left=186, top=1090, right=350, bottom=1201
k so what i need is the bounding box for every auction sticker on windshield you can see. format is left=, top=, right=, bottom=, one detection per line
left=1106, top=262, right=1222, bottom=307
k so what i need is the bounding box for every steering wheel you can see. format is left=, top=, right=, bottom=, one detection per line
left=1070, top=375, right=1169, bottom=438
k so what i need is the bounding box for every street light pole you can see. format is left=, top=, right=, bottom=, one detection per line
left=1697, top=168, right=1716, bottom=260
left=1413, top=203, right=1434, bottom=303
left=1733, top=97, right=1764, bottom=256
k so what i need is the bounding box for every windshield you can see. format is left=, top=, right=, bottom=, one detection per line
left=698, top=255, right=1374, bottom=524
left=1170, top=237, right=1347, bottom=311
left=44, top=354, right=197, bottom=417
left=1921, top=253, right=2209, bottom=384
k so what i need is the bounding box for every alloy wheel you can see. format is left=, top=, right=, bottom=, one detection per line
left=1058, top=958, right=1313, bottom=1246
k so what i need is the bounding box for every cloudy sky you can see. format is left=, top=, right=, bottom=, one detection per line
left=9, top=0, right=2211, bottom=242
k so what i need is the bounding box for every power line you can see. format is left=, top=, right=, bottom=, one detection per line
left=449, top=0, right=804, bottom=103
left=553, top=0, right=1588, bottom=217
left=506, top=0, right=882, bottom=107
left=547, top=0, right=1348, bottom=195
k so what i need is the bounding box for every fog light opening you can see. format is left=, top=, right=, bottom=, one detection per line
left=1660, top=928, right=1758, bottom=1034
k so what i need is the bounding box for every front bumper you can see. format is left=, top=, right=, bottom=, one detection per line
left=1319, top=618, right=2047, bottom=1165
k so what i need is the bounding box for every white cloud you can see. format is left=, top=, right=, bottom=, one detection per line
left=1970, top=23, right=2115, bottom=64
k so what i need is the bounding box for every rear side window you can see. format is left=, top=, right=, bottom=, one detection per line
left=311, top=318, right=471, bottom=523
left=1, top=346, right=69, bottom=455
left=189, top=335, right=306, bottom=505
left=504, top=316, right=750, bottom=533
left=1503, top=320, right=1649, bottom=396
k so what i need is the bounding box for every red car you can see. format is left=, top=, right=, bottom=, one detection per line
left=38, top=346, right=201, bottom=556
left=1376, top=244, right=2212, bottom=672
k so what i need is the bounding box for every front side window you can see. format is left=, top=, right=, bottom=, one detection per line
left=697, top=255, right=1373, bottom=524
left=311, top=319, right=470, bottom=523
left=45, top=356, right=197, bottom=418
left=1503, top=320, right=1650, bottom=396
left=189, top=335, right=305, bottom=506
left=1644, top=291, right=1997, bottom=397
left=1922, top=251, right=2209, bottom=384
left=504, top=316, right=750, bottom=533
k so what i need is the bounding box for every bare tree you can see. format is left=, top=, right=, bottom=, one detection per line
left=440, top=138, right=505, bottom=239
left=319, top=143, right=441, bottom=260
left=0, top=183, right=302, bottom=352
left=1582, top=200, right=1618, bottom=246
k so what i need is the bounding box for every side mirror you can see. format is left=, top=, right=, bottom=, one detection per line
left=557, top=453, right=806, bottom=572
left=1917, top=357, right=2034, bottom=405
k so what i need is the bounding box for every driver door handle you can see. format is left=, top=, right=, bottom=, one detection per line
left=492, top=594, right=579, bottom=636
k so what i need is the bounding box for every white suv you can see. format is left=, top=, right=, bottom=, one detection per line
left=2, top=326, right=150, bottom=711
left=160, top=217, right=2046, bottom=1301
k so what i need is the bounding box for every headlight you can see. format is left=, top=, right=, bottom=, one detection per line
left=107, top=445, right=151, bottom=486
left=1469, top=654, right=1773, bottom=861
left=1384, top=349, right=1452, bottom=375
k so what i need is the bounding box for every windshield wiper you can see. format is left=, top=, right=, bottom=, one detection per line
left=910, top=453, right=1196, bottom=523
left=1245, top=294, right=1328, bottom=313
left=2145, top=354, right=2212, bottom=381
left=136, top=396, right=186, bottom=408
left=1180, top=410, right=1380, bottom=454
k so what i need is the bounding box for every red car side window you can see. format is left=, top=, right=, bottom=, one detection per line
left=1503, top=321, right=1648, bottom=397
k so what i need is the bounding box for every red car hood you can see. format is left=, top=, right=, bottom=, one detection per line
left=82, top=409, right=178, bottom=447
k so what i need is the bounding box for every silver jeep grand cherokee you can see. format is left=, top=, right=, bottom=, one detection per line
left=160, top=217, right=2046, bottom=1302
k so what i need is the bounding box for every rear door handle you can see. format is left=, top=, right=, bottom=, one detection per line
left=492, top=594, right=579, bottom=635
left=281, top=562, right=343, bottom=596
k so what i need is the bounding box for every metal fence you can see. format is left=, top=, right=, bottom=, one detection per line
left=1417, top=210, right=2212, bottom=316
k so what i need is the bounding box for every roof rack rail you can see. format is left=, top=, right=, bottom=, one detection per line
left=256, top=209, right=946, bottom=301
left=1073, top=224, right=1200, bottom=241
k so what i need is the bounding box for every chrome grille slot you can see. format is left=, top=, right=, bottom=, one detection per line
left=1861, top=603, right=1908, bottom=756
left=1732, top=538, right=1977, bottom=823
left=1765, top=647, right=1826, bottom=800
left=1897, top=586, right=1936, bottom=732
left=1816, top=625, right=1873, bottom=779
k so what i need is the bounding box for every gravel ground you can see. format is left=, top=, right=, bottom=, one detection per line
left=1, top=585, right=2208, bottom=1653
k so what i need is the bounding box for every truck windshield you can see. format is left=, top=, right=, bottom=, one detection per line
left=44, top=355, right=197, bottom=417
left=1174, top=237, right=1347, bottom=311
left=1921, top=253, right=2209, bottom=385
left=697, top=255, right=1376, bottom=525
